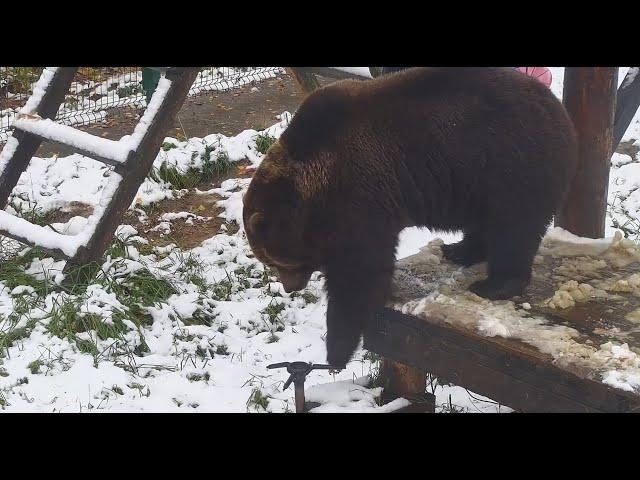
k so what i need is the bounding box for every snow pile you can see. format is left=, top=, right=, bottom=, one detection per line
left=306, top=377, right=410, bottom=413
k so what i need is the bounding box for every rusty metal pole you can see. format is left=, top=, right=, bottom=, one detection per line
left=555, top=67, right=618, bottom=238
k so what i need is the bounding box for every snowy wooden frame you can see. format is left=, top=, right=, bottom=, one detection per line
left=0, top=67, right=200, bottom=268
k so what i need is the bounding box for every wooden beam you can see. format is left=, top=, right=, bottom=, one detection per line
left=292, top=67, right=371, bottom=81
left=369, top=67, right=384, bottom=78
left=285, top=67, right=321, bottom=95
left=363, top=308, right=640, bottom=413
left=380, top=358, right=435, bottom=413
left=613, top=67, right=640, bottom=152
left=0, top=68, right=78, bottom=209
left=555, top=67, right=618, bottom=238
left=68, top=68, right=201, bottom=267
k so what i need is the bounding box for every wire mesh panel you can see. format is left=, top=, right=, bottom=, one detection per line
left=0, top=67, right=284, bottom=142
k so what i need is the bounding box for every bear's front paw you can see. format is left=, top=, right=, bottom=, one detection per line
left=326, top=346, right=352, bottom=371
left=469, top=276, right=528, bottom=300
left=326, top=334, right=360, bottom=370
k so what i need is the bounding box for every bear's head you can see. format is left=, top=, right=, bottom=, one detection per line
left=243, top=141, right=321, bottom=293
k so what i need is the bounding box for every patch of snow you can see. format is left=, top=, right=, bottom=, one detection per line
left=329, top=67, right=373, bottom=79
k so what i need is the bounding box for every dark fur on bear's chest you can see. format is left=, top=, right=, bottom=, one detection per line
left=256, top=67, right=577, bottom=368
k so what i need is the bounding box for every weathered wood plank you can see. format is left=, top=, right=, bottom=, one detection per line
left=369, top=233, right=640, bottom=413
left=285, top=67, right=322, bottom=94
left=364, top=308, right=640, bottom=412
left=556, top=67, right=618, bottom=238
left=380, top=358, right=436, bottom=413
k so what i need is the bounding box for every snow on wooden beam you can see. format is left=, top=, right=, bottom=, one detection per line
left=12, top=115, right=131, bottom=166
left=613, top=67, right=640, bottom=151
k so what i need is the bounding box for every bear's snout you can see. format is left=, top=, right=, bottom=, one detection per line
left=277, top=268, right=313, bottom=293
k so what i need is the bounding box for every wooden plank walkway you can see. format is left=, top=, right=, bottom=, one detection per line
left=364, top=231, right=640, bottom=412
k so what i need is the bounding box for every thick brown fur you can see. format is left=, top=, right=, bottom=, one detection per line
left=243, top=67, right=578, bottom=368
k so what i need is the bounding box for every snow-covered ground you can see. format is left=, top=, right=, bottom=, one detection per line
left=0, top=67, right=639, bottom=412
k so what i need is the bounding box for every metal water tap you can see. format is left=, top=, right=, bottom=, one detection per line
left=267, top=361, right=334, bottom=413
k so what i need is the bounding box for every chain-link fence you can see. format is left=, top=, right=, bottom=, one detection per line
left=0, top=67, right=284, bottom=142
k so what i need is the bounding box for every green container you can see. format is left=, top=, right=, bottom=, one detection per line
left=141, top=68, right=162, bottom=104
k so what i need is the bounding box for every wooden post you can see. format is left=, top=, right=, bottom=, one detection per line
left=555, top=67, right=618, bottom=238
left=369, top=67, right=384, bottom=78
left=68, top=68, right=201, bottom=267
left=285, top=67, right=321, bottom=95
left=0, top=68, right=78, bottom=209
left=380, top=358, right=435, bottom=413
left=613, top=67, right=640, bottom=152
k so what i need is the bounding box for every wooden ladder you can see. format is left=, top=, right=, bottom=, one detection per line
left=0, top=67, right=200, bottom=268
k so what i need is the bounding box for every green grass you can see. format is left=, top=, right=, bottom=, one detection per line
left=187, top=372, right=211, bottom=382
left=45, top=295, right=128, bottom=343
left=103, top=266, right=177, bottom=307
left=246, top=387, right=270, bottom=412
left=290, top=290, right=319, bottom=304
left=9, top=200, right=61, bottom=227
left=211, top=280, right=234, bottom=301
left=265, top=333, right=279, bottom=344
left=255, top=133, right=276, bottom=155
left=0, top=237, right=177, bottom=362
left=263, top=301, right=285, bottom=317
left=0, top=257, right=47, bottom=355
left=27, top=360, right=44, bottom=375
left=216, top=324, right=228, bottom=334
left=116, top=83, right=144, bottom=98
left=0, top=248, right=50, bottom=293
left=0, top=324, right=32, bottom=354
left=215, top=344, right=229, bottom=356
left=172, top=251, right=210, bottom=292
left=151, top=147, right=233, bottom=190
left=1, top=67, right=42, bottom=94
left=363, top=351, right=384, bottom=389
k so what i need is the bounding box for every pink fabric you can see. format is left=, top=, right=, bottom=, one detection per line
left=515, top=67, right=553, bottom=88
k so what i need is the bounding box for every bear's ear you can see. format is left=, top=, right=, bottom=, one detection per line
left=248, top=212, right=267, bottom=238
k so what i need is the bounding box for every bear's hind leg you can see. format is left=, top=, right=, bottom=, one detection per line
left=469, top=223, right=545, bottom=300
left=441, top=228, right=487, bottom=267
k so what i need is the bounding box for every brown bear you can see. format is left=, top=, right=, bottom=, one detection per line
left=243, top=67, right=577, bottom=369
